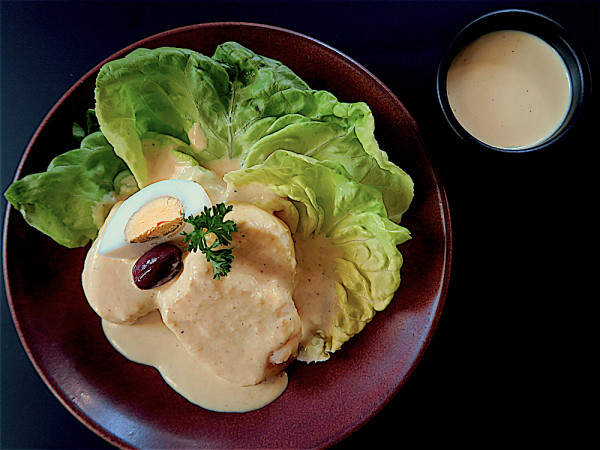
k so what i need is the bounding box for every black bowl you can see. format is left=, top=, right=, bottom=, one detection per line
left=436, top=9, right=591, bottom=153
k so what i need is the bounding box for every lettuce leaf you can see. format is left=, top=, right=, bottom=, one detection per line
left=94, top=47, right=232, bottom=186
left=4, top=132, right=137, bottom=248
left=4, top=41, right=414, bottom=363
left=95, top=42, right=413, bottom=221
left=225, top=151, right=411, bottom=361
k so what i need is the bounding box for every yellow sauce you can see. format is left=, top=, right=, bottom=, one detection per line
left=102, top=311, right=288, bottom=413
left=83, top=201, right=301, bottom=412
left=446, top=30, right=572, bottom=149
left=82, top=122, right=346, bottom=411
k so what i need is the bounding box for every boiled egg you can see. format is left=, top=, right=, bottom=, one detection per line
left=98, top=179, right=212, bottom=259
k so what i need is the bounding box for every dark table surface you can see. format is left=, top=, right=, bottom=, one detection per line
left=2, top=1, right=597, bottom=448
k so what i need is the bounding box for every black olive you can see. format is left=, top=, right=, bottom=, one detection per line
left=132, top=243, right=182, bottom=290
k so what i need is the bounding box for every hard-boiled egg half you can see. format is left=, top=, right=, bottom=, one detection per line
left=99, top=179, right=212, bottom=259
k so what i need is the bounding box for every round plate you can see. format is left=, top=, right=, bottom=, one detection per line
left=3, top=22, right=451, bottom=449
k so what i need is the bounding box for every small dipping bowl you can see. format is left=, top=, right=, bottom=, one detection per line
left=437, top=9, right=590, bottom=153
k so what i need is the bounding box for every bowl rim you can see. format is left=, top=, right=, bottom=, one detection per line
left=436, top=8, right=592, bottom=153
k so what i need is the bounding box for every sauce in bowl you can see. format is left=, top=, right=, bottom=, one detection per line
left=446, top=30, right=572, bottom=150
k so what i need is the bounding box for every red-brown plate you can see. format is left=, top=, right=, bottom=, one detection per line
left=3, top=22, right=451, bottom=449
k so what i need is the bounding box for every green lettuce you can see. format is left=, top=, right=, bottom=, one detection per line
left=225, top=151, right=411, bottom=361
left=4, top=41, right=415, bottom=362
left=95, top=42, right=413, bottom=221
left=4, top=132, right=137, bottom=248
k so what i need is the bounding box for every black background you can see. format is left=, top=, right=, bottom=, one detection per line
left=2, top=1, right=597, bottom=448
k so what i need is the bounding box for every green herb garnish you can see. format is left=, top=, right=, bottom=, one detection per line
left=181, top=203, right=238, bottom=280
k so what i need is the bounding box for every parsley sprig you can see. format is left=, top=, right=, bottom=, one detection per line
left=181, top=203, right=238, bottom=280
